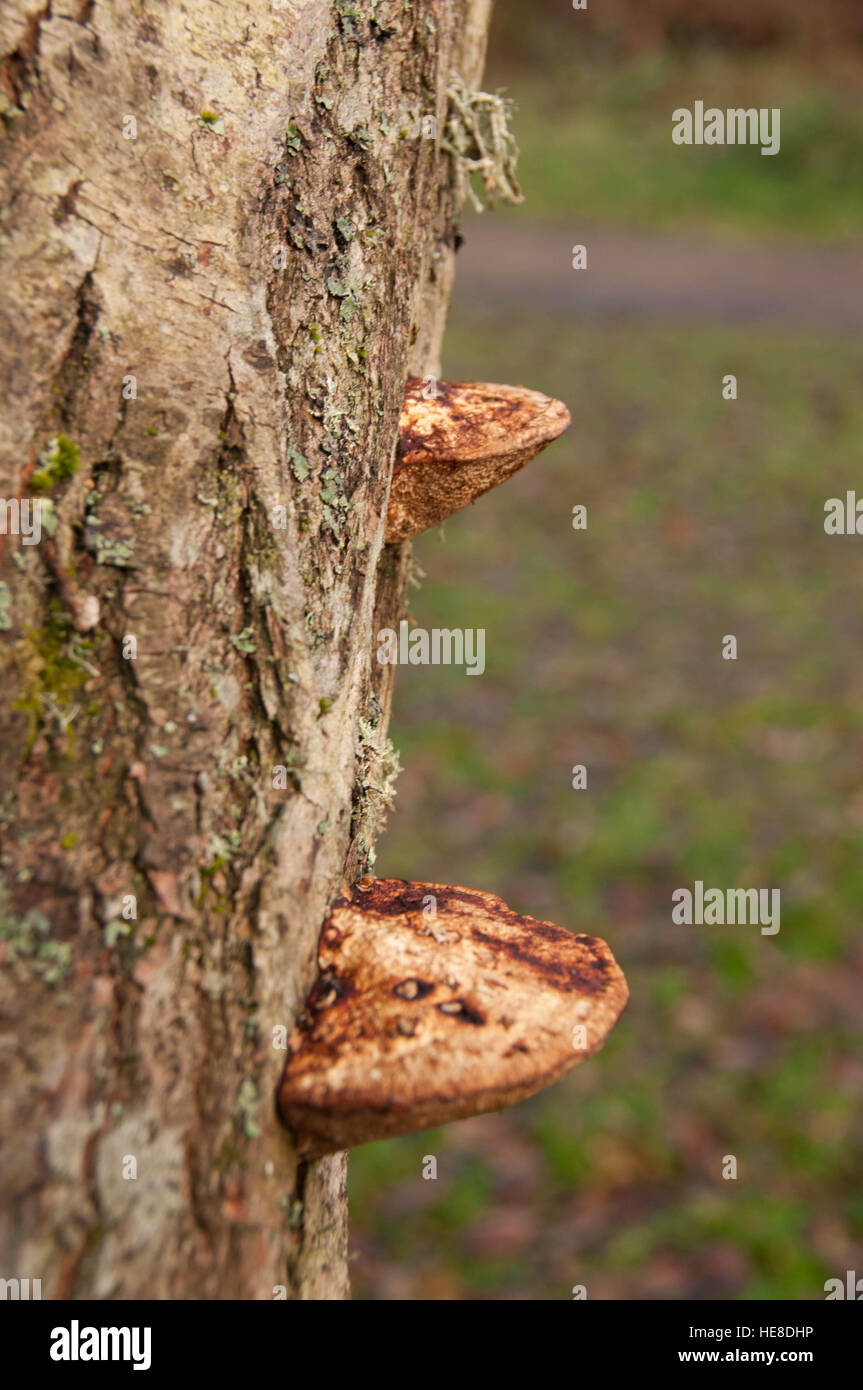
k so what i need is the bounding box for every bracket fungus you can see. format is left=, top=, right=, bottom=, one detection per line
left=385, top=379, right=572, bottom=543
left=278, top=879, right=627, bottom=1158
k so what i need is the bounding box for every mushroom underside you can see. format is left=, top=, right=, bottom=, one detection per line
left=385, top=380, right=572, bottom=543
left=278, top=879, right=628, bottom=1157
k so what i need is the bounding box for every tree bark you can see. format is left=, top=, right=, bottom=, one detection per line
left=0, top=0, right=490, bottom=1300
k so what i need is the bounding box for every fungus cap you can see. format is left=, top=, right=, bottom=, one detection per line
left=386, top=379, right=572, bottom=543
left=278, top=879, right=627, bottom=1158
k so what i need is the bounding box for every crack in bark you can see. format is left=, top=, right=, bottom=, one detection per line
left=54, top=269, right=101, bottom=430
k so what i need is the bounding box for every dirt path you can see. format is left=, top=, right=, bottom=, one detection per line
left=455, top=218, right=863, bottom=333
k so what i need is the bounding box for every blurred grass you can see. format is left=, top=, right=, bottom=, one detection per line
left=347, top=20, right=863, bottom=1300
left=486, top=46, right=863, bottom=239
left=348, top=307, right=863, bottom=1299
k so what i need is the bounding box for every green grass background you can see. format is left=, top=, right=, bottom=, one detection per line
left=347, top=17, right=863, bottom=1300
left=486, top=20, right=863, bottom=240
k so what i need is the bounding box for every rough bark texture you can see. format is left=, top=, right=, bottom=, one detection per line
left=0, top=0, right=490, bottom=1300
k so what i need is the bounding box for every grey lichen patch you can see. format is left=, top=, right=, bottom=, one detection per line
left=443, top=78, right=524, bottom=213
left=346, top=126, right=374, bottom=152
left=83, top=490, right=135, bottom=568
left=104, top=918, right=134, bottom=948
left=230, top=627, right=257, bottom=655
left=334, top=0, right=361, bottom=37
left=0, top=883, right=72, bottom=985
left=237, top=1076, right=261, bottom=1140
left=91, top=535, right=135, bottom=568
left=265, top=45, right=396, bottom=566
left=319, top=467, right=349, bottom=539
left=207, top=828, right=242, bottom=863
left=351, top=707, right=401, bottom=873
left=325, top=255, right=368, bottom=328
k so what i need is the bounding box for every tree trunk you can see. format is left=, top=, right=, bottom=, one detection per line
left=0, top=0, right=490, bottom=1300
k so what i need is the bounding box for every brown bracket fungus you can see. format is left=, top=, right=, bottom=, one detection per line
left=278, top=879, right=627, bottom=1158
left=385, top=379, right=572, bottom=543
